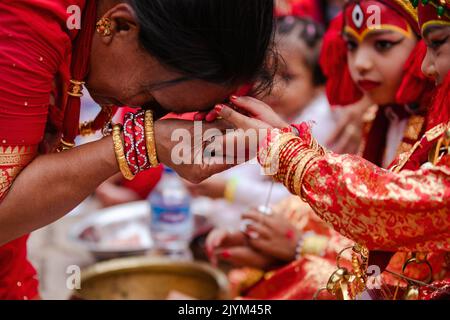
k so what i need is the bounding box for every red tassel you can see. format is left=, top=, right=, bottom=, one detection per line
left=319, top=14, right=363, bottom=107
left=61, top=0, right=97, bottom=145
left=396, top=40, right=435, bottom=107
left=92, top=106, right=119, bottom=131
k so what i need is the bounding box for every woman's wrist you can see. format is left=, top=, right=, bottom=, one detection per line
left=112, top=110, right=160, bottom=181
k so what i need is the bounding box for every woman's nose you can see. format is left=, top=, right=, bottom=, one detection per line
left=421, top=48, right=438, bottom=80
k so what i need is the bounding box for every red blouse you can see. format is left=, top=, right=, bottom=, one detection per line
left=0, top=0, right=86, bottom=299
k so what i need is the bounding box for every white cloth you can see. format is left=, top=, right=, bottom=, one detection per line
left=382, top=112, right=408, bottom=168
left=292, top=92, right=339, bottom=147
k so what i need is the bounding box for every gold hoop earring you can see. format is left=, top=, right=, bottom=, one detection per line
left=96, top=17, right=112, bottom=36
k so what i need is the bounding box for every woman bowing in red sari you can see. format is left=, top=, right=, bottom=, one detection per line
left=0, top=0, right=276, bottom=299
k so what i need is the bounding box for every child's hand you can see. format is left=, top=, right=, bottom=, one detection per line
left=326, top=96, right=372, bottom=154
left=197, top=96, right=289, bottom=130
left=241, top=209, right=301, bottom=262
left=205, top=228, right=278, bottom=269
left=225, top=96, right=289, bottom=129
left=206, top=229, right=247, bottom=265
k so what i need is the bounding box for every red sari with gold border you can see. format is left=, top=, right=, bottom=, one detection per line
left=0, top=0, right=88, bottom=299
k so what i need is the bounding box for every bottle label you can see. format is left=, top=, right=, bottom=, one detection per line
left=152, top=205, right=190, bottom=224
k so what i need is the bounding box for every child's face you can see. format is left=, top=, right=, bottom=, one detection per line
left=262, top=43, right=317, bottom=120
left=422, top=25, right=450, bottom=85
left=344, top=29, right=417, bottom=106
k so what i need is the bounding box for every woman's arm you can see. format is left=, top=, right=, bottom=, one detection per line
left=0, top=119, right=241, bottom=246
left=0, top=137, right=117, bottom=245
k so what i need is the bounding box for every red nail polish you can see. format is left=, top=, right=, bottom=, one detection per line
left=205, top=111, right=217, bottom=122
left=214, top=104, right=224, bottom=113
left=221, top=250, right=231, bottom=259
left=285, top=229, right=295, bottom=240
left=230, top=95, right=239, bottom=101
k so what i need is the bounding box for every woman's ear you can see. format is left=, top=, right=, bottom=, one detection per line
left=98, top=3, right=139, bottom=45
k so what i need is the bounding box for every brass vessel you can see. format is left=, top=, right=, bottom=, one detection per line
left=71, top=256, right=230, bottom=300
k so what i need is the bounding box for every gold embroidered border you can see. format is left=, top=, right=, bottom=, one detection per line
left=0, top=145, right=37, bottom=167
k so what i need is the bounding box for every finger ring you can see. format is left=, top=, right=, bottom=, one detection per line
left=257, top=205, right=272, bottom=216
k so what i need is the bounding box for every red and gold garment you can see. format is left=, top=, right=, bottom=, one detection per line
left=237, top=109, right=433, bottom=300
left=239, top=0, right=444, bottom=300
left=251, top=112, right=449, bottom=299
left=235, top=196, right=354, bottom=300
left=249, top=0, right=449, bottom=299
left=299, top=125, right=450, bottom=252
left=0, top=0, right=89, bottom=299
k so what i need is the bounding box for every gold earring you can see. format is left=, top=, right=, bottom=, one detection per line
left=96, top=17, right=112, bottom=36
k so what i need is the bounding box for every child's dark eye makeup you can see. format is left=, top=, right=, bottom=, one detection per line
left=428, top=36, right=449, bottom=49
left=374, top=38, right=404, bottom=52
left=345, top=39, right=358, bottom=52
left=423, top=27, right=449, bottom=50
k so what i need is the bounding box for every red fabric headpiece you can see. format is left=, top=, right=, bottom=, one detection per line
left=320, top=13, right=364, bottom=106
left=417, top=0, right=450, bottom=36
left=344, top=0, right=419, bottom=38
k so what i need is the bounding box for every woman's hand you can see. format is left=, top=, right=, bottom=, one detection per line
left=241, top=209, right=301, bottom=262
left=154, top=119, right=239, bottom=183
left=326, top=96, right=373, bottom=154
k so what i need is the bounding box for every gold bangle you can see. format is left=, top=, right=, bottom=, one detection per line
left=144, top=110, right=159, bottom=168
left=112, top=124, right=135, bottom=180
left=293, top=150, right=321, bottom=196
left=283, top=152, right=305, bottom=192
left=56, top=138, right=76, bottom=153
left=263, top=132, right=298, bottom=175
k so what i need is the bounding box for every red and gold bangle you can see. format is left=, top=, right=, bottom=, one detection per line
left=275, top=137, right=312, bottom=183
left=123, top=112, right=140, bottom=175
left=292, top=150, right=323, bottom=197
left=263, top=133, right=298, bottom=176
left=144, top=110, right=159, bottom=168
left=112, top=124, right=135, bottom=181
left=133, top=110, right=151, bottom=172
left=284, top=153, right=306, bottom=193
left=274, top=139, right=303, bottom=182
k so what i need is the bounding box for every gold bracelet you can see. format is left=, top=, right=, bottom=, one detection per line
left=284, top=152, right=305, bottom=192
left=112, top=124, right=135, bottom=180
left=263, top=133, right=298, bottom=176
left=293, top=150, right=322, bottom=196
left=144, top=110, right=160, bottom=168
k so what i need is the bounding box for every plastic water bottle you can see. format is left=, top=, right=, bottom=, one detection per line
left=148, top=166, right=193, bottom=258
